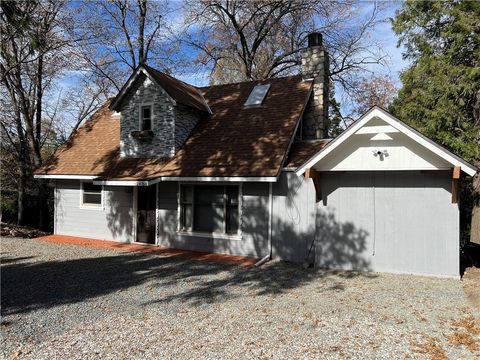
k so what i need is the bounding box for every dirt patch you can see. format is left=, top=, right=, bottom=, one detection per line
left=462, top=267, right=480, bottom=311
left=1, top=223, right=49, bottom=239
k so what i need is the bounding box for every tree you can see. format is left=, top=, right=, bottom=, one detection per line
left=0, top=0, right=177, bottom=228
left=0, top=0, right=89, bottom=227
left=351, top=75, right=397, bottom=116
left=1, top=0, right=65, bottom=226
left=183, top=0, right=387, bottom=92
left=389, top=0, right=480, bottom=243
left=76, top=0, right=176, bottom=92
left=327, top=81, right=345, bottom=137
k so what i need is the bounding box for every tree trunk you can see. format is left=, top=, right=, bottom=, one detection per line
left=17, top=163, right=28, bottom=226
left=137, top=0, right=147, bottom=65
left=470, top=165, right=480, bottom=244
left=471, top=92, right=480, bottom=244
left=35, top=54, right=43, bottom=144
left=17, top=178, right=25, bottom=225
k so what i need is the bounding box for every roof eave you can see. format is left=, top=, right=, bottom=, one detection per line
left=294, top=106, right=478, bottom=177
left=109, top=65, right=178, bottom=111
left=276, top=83, right=314, bottom=177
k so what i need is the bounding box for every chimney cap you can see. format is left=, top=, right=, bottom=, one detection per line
left=307, top=32, right=323, bottom=48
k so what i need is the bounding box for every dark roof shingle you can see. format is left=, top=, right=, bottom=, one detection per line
left=36, top=74, right=313, bottom=179
left=285, top=139, right=331, bottom=168
left=143, top=65, right=211, bottom=113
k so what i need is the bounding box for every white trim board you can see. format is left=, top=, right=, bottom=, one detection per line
left=295, top=106, right=478, bottom=177
left=93, top=178, right=161, bottom=186
left=93, top=176, right=277, bottom=186
left=34, top=174, right=98, bottom=180
left=39, top=175, right=277, bottom=186
left=159, top=176, right=278, bottom=182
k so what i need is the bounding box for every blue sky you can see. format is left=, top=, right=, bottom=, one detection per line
left=172, top=1, right=411, bottom=113
left=368, top=1, right=410, bottom=82
left=56, top=1, right=411, bottom=126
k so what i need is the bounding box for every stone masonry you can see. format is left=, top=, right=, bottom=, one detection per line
left=301, top=45, right=329, bottom=139
left=175, top=104, right=201, bottom=150
left=119, top=74, right=200, bottom=158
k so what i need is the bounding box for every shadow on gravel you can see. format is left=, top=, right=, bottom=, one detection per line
left=0, top=255, right=35, bottom=264
left=1, top=251, right=376, bottom=315
left=147, top=263, right=377, bottom=307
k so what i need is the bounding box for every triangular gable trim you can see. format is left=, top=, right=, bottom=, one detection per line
left=110, top=66, right=179, bottom=111
left=110, top=65, right=212, bottom=114
left=109, top=65, right=177, bottom=111
left=295, top=106, right=477, bottom=177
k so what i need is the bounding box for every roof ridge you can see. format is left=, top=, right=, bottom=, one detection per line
left=198, top=74, right=306, bottom=89
left=140, top=64, right=211, bottom=113
left=143, top=64, right=198, bottom=91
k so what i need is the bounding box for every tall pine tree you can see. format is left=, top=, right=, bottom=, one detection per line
left=390, top=0, right=480, bottom=243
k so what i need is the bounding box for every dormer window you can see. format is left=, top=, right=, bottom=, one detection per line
left=140, top=104, right=152, bottom=131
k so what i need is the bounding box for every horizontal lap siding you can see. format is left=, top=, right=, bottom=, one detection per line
left=55, top=181, right=133, bottom=242
left=157, top=182, right=269, bottom=258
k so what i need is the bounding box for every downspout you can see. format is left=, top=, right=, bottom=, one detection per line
left=254, top=182, right=273, bottom=267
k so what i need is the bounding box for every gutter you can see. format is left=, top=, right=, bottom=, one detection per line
left=254, top=182, right=274, bottom=267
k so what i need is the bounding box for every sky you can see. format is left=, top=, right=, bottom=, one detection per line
left=172, top=1, right=411, bottom=113
left=367, top=1, right=410, bottom=83
left=56, top=0, right=412, bottom=128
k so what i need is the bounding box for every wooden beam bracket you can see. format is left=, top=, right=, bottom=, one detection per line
left=451, top=166, right=461, bottom=204
left=305, top=168, right=322, bottom=202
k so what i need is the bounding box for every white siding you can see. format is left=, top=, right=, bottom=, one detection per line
left=55, top=180, right=134, bottom=242
left=315, top=117, right=452, bottom=172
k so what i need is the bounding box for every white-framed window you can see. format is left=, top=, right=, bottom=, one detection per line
left=139, top=104, right=153, bottom=131
left=180, top=185, right=240, bottom=235
left=80, top=181, right=103, bottom=208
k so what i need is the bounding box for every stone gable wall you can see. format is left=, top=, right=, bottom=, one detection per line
left=174, top=104, right=201, bottom=151
left=119, top=74, right=200, bottom=158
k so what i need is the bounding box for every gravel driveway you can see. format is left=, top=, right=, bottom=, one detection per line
left=2, top=237, right=479, bottom=359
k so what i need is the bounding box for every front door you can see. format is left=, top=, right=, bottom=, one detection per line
left=136, top=185, right=157, bottom=244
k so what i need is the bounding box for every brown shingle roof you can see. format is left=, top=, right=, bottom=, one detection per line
left=36, top=74, right=313, bottom=180
left=285, top=139, right=331, bottom=168
left=158, top=75, right=312, bottom=178
left=143, top=65, right=211, bottom=113
left=37, top=101, right=120, bottom=176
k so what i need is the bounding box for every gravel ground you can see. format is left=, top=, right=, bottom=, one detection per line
left=2, top=237, right=480, bottom=359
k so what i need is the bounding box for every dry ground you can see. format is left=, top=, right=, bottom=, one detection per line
left=463, top=267, right=480, bottom=311
left=2, top=237, right=480, bottom=359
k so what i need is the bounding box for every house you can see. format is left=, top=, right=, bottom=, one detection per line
left=35, top=33, right=477, bottom=277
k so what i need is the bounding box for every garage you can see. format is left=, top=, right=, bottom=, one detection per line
left=315, top=170, right=458, bottom=276
left=295, top=107, right=477, bottom=277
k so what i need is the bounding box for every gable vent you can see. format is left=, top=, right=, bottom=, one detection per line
left=244, top=84, right=270, bottom=106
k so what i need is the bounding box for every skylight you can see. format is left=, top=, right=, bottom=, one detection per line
left=244, top=84, right=271, bottom=106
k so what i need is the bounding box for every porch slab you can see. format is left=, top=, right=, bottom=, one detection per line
left=33, top=235, right=258, bottom=267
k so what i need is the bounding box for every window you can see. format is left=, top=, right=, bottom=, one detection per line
left=244, top=84, right=270, bottom=106
left=140, top=104, right=152, bottom=131
left=81, top=182, right=102, bottom=207
left=180, top=185, right=240, bottom=235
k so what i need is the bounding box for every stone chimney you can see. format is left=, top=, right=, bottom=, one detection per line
left=301, top=32, right=329, bottom=139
